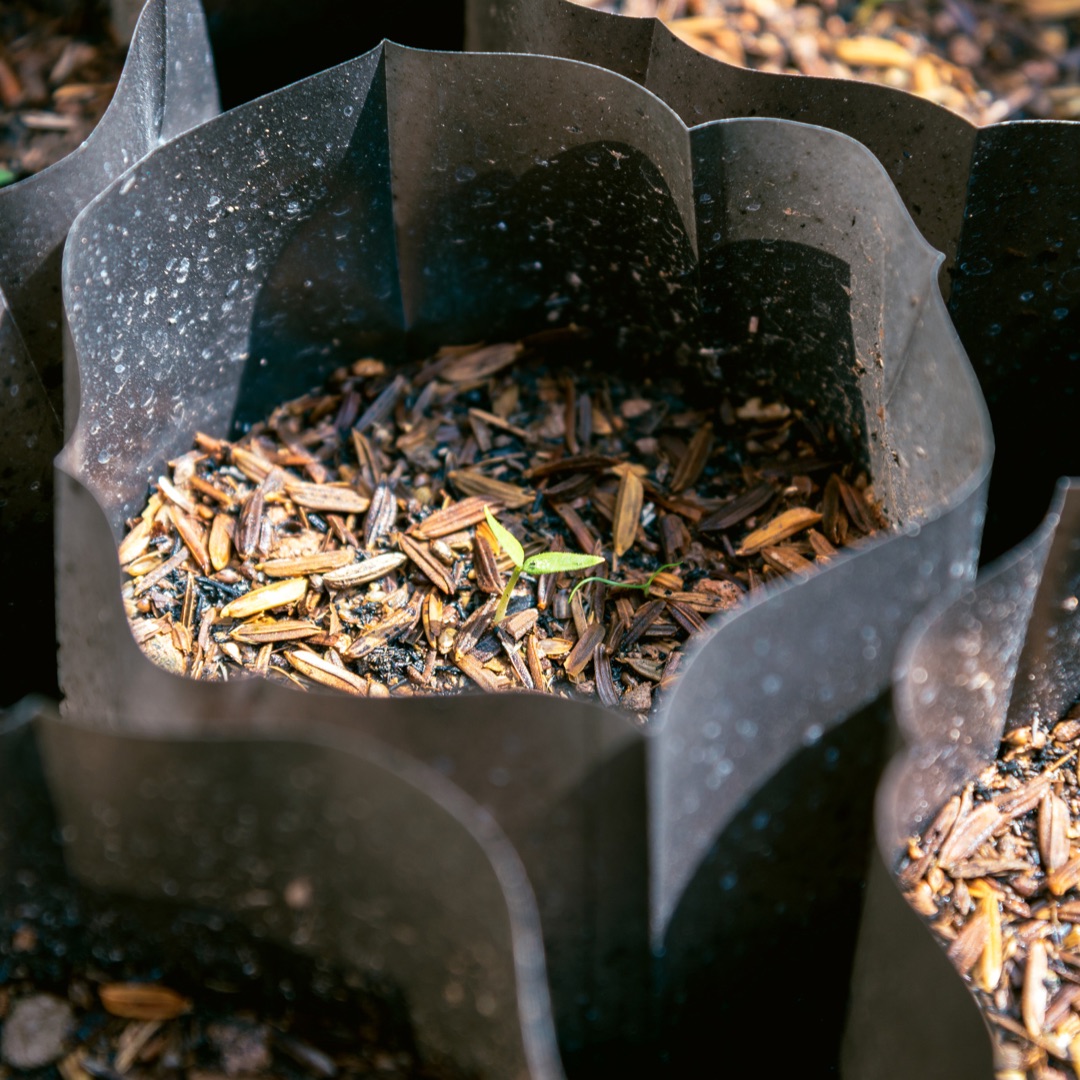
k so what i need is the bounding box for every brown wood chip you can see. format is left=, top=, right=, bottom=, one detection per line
left=669, top=421, right=713, bottom=493
left=397, top=533, right=454, bottom=595
left=613, top=467, right=644, bottom=557
left=286, top=649, right=368, bottom=695
left=736, top=506, right=823, bottom=555
left=472, top=532, right=505, bottom=595
left=698, top=482, right=776, bottom=532
left=448, top=469, right=534, bottom=509
left=285, top=480, right=370, bottom=515
left=99, top=984, right=191, bottom=1021
left=564, top=622, right=606, bottom=678
left=219, top=578, right=307, bottom=621
left=259, top=548, right=355, bottom=578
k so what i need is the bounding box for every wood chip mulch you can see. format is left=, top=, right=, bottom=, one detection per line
left=575, top=0, right=1080, bottom=124
left=0, top=1, right=126, bottom=185
left=0, top=930, right=463, bottom=1080
left=899, top=707, right=1080, bottom=1080
left=119, top=333, right=885, bottom=722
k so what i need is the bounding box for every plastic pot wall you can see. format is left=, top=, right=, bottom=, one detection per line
left=53, top=43, right=991, bottom=1073
left=466, top=0, right=1080, bottom=563
left=846, top=479, right=1080, bottom=1077
left=0, top=0, right=218, bottom=705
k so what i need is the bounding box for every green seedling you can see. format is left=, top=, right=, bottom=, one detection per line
left=484, top=507, right=604, bottom=625
left=567, top=562, right=684, bottom=608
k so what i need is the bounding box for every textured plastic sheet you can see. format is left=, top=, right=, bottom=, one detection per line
left=57, top=44, right=990, bottom=1072
left=466, top=0, right=1080, bottom=560
left=0, top=0, right=218, bottom=705
left=846, top=479, right=1080, bottom=1078
left=0, top=696, right=560, bottom=1079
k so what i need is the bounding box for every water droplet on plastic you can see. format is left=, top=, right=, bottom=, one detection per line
left=455, top=165, right=477, bottom=183
left=97, top=449, right=111, bottom=464
left=1054, top=307, right=1069, bottom=320
left=1020, top=290, right=1035, bottom=302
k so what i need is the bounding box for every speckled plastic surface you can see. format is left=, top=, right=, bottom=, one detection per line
left=846, top=479, right=1080, bottom=1078
left=0, top=0, right=218, bottom=705
left=56, top=44, right=990, bottom=1073
left=466, top=0, right=1080, bottom=562
left=0, top=697, right=561, bottom=1080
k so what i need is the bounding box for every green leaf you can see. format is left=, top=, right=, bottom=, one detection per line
left=0, top=168, right=15, bottom=188
left=523, top=552, right=605, bottom=575
left=484, top=506, right=524, bottom=569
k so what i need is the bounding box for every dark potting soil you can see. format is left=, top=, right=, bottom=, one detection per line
left=0, top=892, right=469, bottom=1080
left=118, top=334, right=886, bottom=721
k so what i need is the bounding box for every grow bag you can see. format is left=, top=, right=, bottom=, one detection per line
left=57, top=44, right=990, bottom=1073
left=0, top=696, right=559, bottom=1079
left=0, top=0, right=218, bottom=705
left=466, top=0, right=1080, bottom=561
left=847, top=478, right=1080, bottom=1078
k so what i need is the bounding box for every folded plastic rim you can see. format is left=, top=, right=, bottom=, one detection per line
left=56, top=42, right=991, bottom=1072
left=0, top=0, right=218, bottom=705
left=465, top=0, right=1080, bottom=561
left=846, top=478, right=1080, bottom=1078
left=0, top=0, right=217, bottom=515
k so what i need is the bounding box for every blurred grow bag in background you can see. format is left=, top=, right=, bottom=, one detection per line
left=55, top=42, right=990, bottom=1074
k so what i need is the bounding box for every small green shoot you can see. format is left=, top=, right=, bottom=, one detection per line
left=483, top=507, right=604, bottom=625
left=567, top=562, right=683, bottom=608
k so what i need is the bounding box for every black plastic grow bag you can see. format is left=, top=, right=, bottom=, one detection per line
left=0, top=696, right=560, bottom=1079
left=0, top=0, right=218, bottom=704
left=55, top=43, right=990, bottom=1074
left=847, top=479, right=1080, bottom=1078
left=466, top=0, right=1080, bottom=563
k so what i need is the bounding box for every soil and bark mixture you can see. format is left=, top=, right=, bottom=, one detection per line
left=900, top=707, right=1080, bottom=1079
left=0, top=900, right=465, bottom=1080
left=118, top=335, right=884, bottom=721
left=0, top=1, right=125, bottom=184
left=576, top=0, right=1080, bottom=123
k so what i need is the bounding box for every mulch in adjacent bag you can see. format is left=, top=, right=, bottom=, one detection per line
left=848, top=479, right=1080, bottom=1080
